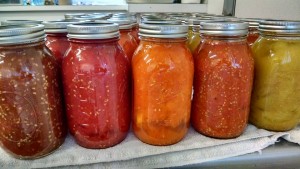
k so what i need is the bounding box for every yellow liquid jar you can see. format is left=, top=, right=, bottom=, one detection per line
left=250, top=20, right=300, bottom=131
left=186, top=18, right=210, bottom=54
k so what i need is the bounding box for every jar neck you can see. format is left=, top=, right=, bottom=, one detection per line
left=0, top=40, right=45, bottom=49
left=120, top=28, right=133, bottom=33
left=260, top=32, right=300, bottom=39
left=249, top=27, right=258, bottom=33
left=201, top=34, right=247, bottom=42
left=69, top=37, right=120, bottom=44
left=46, top=32, right=68, bottom=37
left=140, top=36, right=187, bottom=43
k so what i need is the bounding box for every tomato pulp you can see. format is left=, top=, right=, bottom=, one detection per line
left=192, top=36, right=254, bottom=138
left=62, top=38, right=131, bottom=148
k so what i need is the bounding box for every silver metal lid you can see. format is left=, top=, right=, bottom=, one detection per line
left=212, top=16, right=240, bottom=22
left=141, top=19, right=181, bottom=25
left=201, top=14, right=218, bottom=19
left=200, top=21, right=249, bottom=36
left=0, top=24, right=45, bottom=45
left=191, top=13, right=207, bottom=17
left=87, top=13, right=111, bottom=19
left=259, top=20, right=300, bottom=35
left=67, top=22, right=119, bottom=39
left=107, top=18, right=133, bottom=29
left=42, top=20, right=80, bottom=33
left=187, top=18, right=212, bottom=26
left=139, top=23, right=188, bottom=38
left=74, top=15, right=107, bottom=21
left=111, top=13, right=131, bottom=19
left=1, top=20, right=43, bottom=26
left=241, top=18, right=264, bottom=28
left=65, top=13, right=86, bottom=19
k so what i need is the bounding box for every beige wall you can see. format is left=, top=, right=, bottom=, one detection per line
left=207, top=0, right=224, bottom=15
left=207, top=0, right=300, bottom=20
left=235, top=0, right=300, bottom=20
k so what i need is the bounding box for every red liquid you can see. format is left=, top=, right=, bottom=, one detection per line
left=62, top=38, right=130, bottom=148
left=45, top=33, right=70, bottom=66
left=192, top=36, right=254, bottom=138
left=0, top=41, right=66, bottom=159
left=119, top=29, right=138, bottom=63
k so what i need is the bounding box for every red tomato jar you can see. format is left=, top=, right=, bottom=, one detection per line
left=43, top=21, right=79, bottom=123
left=43, top=20, right=78, bottom=65
left=0, top=24, right=66, bottom=159
left=107, top=17, right=138, bottom=63
left=63, top=23, right=131, bottom=149
left=241, top=18, right=262, bottom=46
left=192, top=21, right=254, bottom=138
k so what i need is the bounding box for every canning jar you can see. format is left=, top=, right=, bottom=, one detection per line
left=186, top=18, right=213, bottom=54
left=43, top=20, right=78, bottom=65
left=0, top=24, right=66, bottom=159
left=187, top=19, right=201, bottom=54
left=192, top=22, right=254, bottom=138
left=132, top=23, right=194, bottom=145
left=241, top=18, right=261, bottom=46
left=131, top=22, right=140, bottom=44
left=250, top=20, right=300, bottom=131
left=107, top=18, right=138, bottom=63
left=63, top=23, right=130, bottom=148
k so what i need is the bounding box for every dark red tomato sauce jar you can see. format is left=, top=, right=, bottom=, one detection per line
left=63, top=23, right=131, bottom=149
left=43, top=20, right=79, bottom=66
left=192, top=21, right=254, bottom=139
left=0, top=24, right=66, bottom=159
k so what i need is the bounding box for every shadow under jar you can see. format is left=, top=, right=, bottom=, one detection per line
left=250, top=20, right=300, bottom=131
left=192, top=21, right=254, bottom=139
left=132, top=23, right=194, bottom=146
left=0, top=24, right=66, bottom=159
left=63, top=23, right=131, bottom=149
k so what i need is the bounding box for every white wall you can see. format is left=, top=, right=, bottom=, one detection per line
left=235, top=0, right=300, bottom=20
left=207, top=0, right=224, bottom=15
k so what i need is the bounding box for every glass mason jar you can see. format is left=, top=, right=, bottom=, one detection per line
left=107, top=18, right=138, bottom=63
left=187, top=19, right=201, bottom=54
left=1, top=20, right=42, bottom=26
left=186, top=18, right=212, bottom=54
left=43, top=20, right=78, bottom=65
left=131, top=22, right=140, bottom=44
left=192, top=22, right=254, bottom=138
left=250, top=20, right=300, bottom=131
left=241, top=18, right=262, bottom=46
left=132, top=23, right=194, bottom=146
left=63, top=23, right=131, bottom=148
left=0, top=24, right=66, bottom=159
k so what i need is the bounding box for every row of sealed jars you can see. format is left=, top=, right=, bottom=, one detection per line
left=0, top=23, right=132, bottom=159
left=1, top=19, right=300, bottom=160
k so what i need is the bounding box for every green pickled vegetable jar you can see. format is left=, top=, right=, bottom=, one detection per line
left=250, top=20, right=300, bottom=131
left=187, top=19, right=201, bottom=54
left=186, top=18, right=211, bottom=54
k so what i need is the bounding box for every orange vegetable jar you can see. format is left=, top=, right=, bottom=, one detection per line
left=132, top=23, right=194, bottom=145
left=192, top=22, right=254, bottom=138
left=107, top=18, right=138, bottom=63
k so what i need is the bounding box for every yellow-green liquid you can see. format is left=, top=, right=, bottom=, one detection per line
left=250, top=36, right=300, bottom=131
